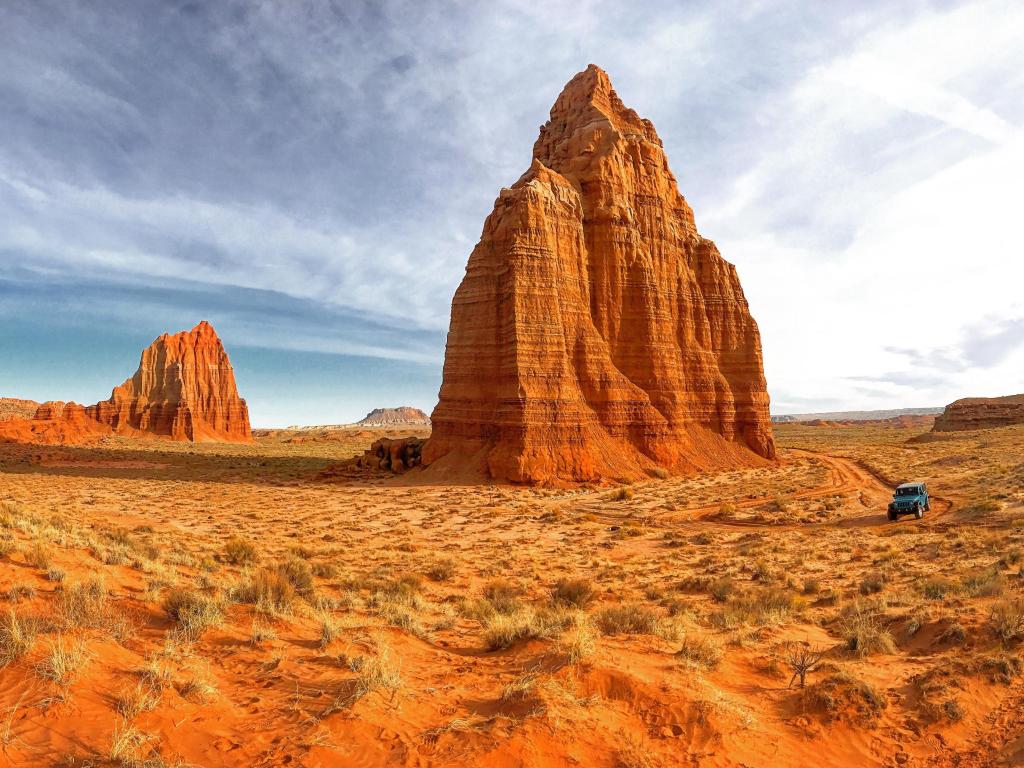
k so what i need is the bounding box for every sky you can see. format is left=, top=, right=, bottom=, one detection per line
left=1, top=0, right=1022, bottom=426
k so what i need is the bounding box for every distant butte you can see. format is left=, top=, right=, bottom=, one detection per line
left=421, top=65, right=775, bottom=484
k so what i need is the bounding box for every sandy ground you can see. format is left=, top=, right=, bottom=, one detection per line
left=0, top=423, right=1022, bottom=767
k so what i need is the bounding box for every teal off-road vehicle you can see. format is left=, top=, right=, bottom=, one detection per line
left=888, top=482, right=929, bottom=521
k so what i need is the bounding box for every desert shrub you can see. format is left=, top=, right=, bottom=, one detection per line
left=347, top=642, right=402, bottom=705
left=675, top=633, right=723, bottom=670
left=311, top=561, right=337, bottom=579
left=838, top=600, right=895, bottom=656
left=483, top=606, right=570, bottom=650
left=234, top=567, right=296, bottom=615
left=250, top=617, right=277, bottom=646
left=751, top=559, right=774, bottom=582
left=963, top=498, right=1002, bottom=515
left=58, top=577, right=130, bottom=639
left=561, top=613, right=597, bottom=665
left=7, top=583, right=36, bottom=602
left=24, top=540, right=50, bottom=570
left=318, top=611, right=340, bottom=650
left=990, top=599, right=1024, bottom=645
left=709, top=577, right=736, bottom=603
left=551, top=577, right=594, bottom=608
left=960, top=567, right=1004, bottom=598
left=595, top=603, right=659, bottom=636
left=607, top=487, right=633, bottom=502
left=116, top=682, right=161, bottom=719
left=482, top=578, right=522, bottom=615
left=426, top=558, right=456, bottom=582
left=938, top=622, right=967, bottom=644
left=711, top=588, right=800, bottom=628
left=859, top=572, right=885, bottom=595
left=36, top=634, right=90, bottom=687
left=981, top=653, right=1023, bottom=684
left=223, top=536, right=258, bottom=566
left=921, top=578, right=955, bottom=600
left=277, top=558, right=314, bottom=596
left=0, top=609, right=40, bottom=665
left=162, top=588, right=223, bottom=641
left=802, top=578, right=821, bottom=596
left=46, top=567, right=66, bottom=583
left=803, top=671, right=886, bottom=723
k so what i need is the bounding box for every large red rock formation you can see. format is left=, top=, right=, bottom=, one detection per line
left=85, top=321, right=252, bottom=442
left=933, top=394, right=1024, bottom=432
left=422, top=65, right=775, bottom=484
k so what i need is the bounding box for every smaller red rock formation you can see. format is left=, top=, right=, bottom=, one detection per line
left=933, top=394, right=1024, bottom=432
left=86, top=321, right=252, bottom=442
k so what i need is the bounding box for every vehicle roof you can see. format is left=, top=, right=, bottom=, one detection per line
left=896, top=482, right=924, bottom=489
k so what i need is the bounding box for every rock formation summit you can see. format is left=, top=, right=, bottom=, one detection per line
left=85, top=321, right=252, bottom=442
left=422, top=65, right=775, bottom=483
left=933, top=394, right=1024, bottom=432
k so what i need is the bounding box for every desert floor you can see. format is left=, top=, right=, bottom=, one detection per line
left=0, top=423, right=1022, bottom=767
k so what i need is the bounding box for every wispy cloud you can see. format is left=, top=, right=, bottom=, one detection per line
left=1, top=0, right=1023, bottom=422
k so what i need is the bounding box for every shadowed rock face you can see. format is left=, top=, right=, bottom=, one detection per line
left=933, top=394, right=1024, bottom=432
left=86, top=321, right=252, bottom=442
left=423, top=65, right=775, bottom=484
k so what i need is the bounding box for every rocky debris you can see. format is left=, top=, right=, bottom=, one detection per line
left=356, top=407, right=430, bottom=427
left=356, top=436, right=426, bottom=473
left=85, top=321, right=251, bottom=442
left=422, top=65, right=775, bottom=484
left=932, top=394, right=1024, bottom=432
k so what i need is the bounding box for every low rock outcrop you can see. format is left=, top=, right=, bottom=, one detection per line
left=356, top=437, right=426, bottom=473
left=933, top=394, right=1024, bottom=432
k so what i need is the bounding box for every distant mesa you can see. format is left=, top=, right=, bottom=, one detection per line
left=356, top=407, right=430, bottom=427
left=421, top=64, right=775, bottom=484
left=0, top=321, right=251, bottom=445
left=772, top=408, right=942, bottom=428
left=932, top=394, right=1024, bottom=432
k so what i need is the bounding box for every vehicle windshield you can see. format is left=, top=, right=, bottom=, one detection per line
left=895, top=487, right=920, bottom=496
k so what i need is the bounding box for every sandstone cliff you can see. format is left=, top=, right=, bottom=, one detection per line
left=85, top=321, right=252, bottom=442
left=422, top=65, right=775, bottom=483
left=933, top=394, right=1024, bottom=432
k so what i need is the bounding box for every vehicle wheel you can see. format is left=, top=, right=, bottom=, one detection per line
left=914, top=506, right=923, bottom=520
left=888, top=510, right=897, bottom=522
left=925, top=502, right=931, bottom=511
